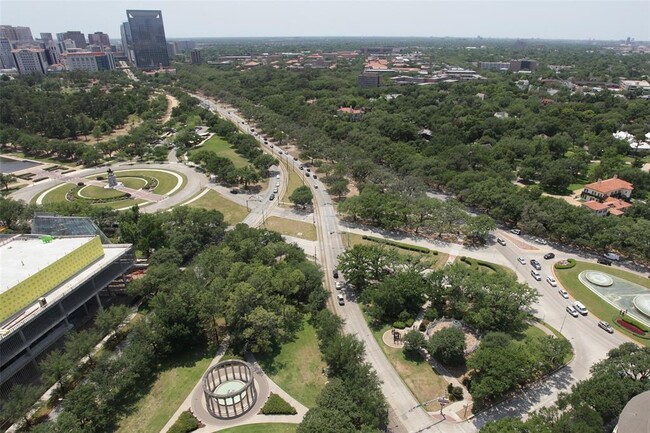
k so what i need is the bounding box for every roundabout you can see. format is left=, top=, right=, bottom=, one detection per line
left=33, top=168, right=186, bottom=209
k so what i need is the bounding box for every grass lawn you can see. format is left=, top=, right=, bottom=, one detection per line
left=371, top=324, right=447, bottom=410
left=263, top=216, right=317, bottom=241
left=257, top=319, right=327, bottom=408
left=36, top=183, right=74, bottom=204
left=97, top=198, right=146, bottom=210
left=117, top=177, right=148, bottom=190
left=188, top=189, right=249, bottom=225
left=1, top=151, right=69, bottom=166
left=281, top=162, right=305, bottom=203
left=113, top=170, right=185, bottom=195
left=78, top=185, right=126, bottom=199
left=344, top=233, right=449, bottom=269
left=115, top=347, right=213, bottom=433
left=554, top=260, right=649, bottom=346
left=189, top=135, right=249, bottom=168
left=216, top=424, right=298, bottom=433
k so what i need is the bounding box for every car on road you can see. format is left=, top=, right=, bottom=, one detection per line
left=230, top=189, right=239, bottom=194
left=335, top=281, right=343, bottom=290
left=566, top=305, right=579, bottom=317
left=531, top=270, right=542, bottom=281
left=273, top=187, right=278, bottom=193
left=535, top=238, right=548, bottom=245
left=547, top=276, right=558, bottom=287
left=510, top=228, right=521, bottom=235
left=518, top=257, right=526, bottom=265
left=530, top=259, right=542, bottom=270
left=299, top=165, right=304, bottom=170
left=314, top=184, right=318, bottom=189
left=574, top=301, right=588, bottom=315
left=598, top=321, right=614, bottom=333
left=597, top=257, right=613, bottom=266
left=497, top=238, right=506, bottom=246
left=313, top=174, right=318, bottom=179
left=333, top=270, right=339, bottom=278
left=544, top=252, right=555, bottom=260
left=337, top=294, right=345, bottom=306
left=603, top=252, right=620, bottom=261
left=276, top=174, right=280, bottom=179
left=306, top=172, right=311, bottom=177
left=558, top=289, right=569, bottom=298
left=276, top=182, right=280, bottom=187
left=306, top=168, right=311, bottom=172
left=293, top=157, right=298, bottom=161
left=269, top=194, right=275, bottom=201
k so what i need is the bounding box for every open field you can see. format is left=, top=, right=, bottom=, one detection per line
left=217, top=424, right=298, bottom=433
left=188, top=189, right=249, bottom=225
left=555, top=260, right=649, bottom=346
left=189, top=135, right=249, bottom=168
left=257, top=319, right=327, bottom=408
left=115, top=348, right=213, bottom=433
left=263, top=216, right=317, bottom=241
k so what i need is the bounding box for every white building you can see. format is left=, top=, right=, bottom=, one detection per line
left=11, top=47, right=47, bottom=74
left=620, top=80, right=650, bottom=94
left=63, top=51, right=115, bottom=72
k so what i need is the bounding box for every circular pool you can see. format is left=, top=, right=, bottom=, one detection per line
left=584, top=271, right=614, bottom=287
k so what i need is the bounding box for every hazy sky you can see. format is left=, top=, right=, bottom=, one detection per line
left=1, top=0, right=648, bottom=41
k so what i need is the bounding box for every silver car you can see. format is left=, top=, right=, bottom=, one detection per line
left=566, top=305, right=579, bottom=317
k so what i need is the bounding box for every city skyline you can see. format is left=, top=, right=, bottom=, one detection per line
left=1, top=0, right=649, bottom=42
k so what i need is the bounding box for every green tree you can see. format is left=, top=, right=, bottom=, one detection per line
left=290, top=185, right=313, bottom=208
left=461, top=214, right=496, bottom=245
left=403, top=330, right=426, bottom=355
left=39, top=349, right=74, bottom=396
left=1, top=384, right=41, bottom=427
left=428, top=326, right=466, bottom=366
left=0, top=173, right=15, bottom=191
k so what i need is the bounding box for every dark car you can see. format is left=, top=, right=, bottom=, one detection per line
left=544, top=253, right=555, bottom=260
left=597, top=257, right=612, bottom=266
left=313, top=174, right=318, bottom=179
left=230, top=189, right=239, bottom=194
left=530, top=259, right=542, bottom=270
left=269, top=194, right=275, bottom=201
left=333, top=270, right=339, bottom=279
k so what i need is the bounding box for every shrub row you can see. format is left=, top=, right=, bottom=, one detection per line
left=261, top=393, right=297, bottom=415
left=615, top=317, right=650, bottom=339
left=361, top=235, right=436, bottom=254
left=459, top=256, right=499, bottom=272
left=167, top=411, right=201, bottom=433
left=554, top=259, right=577, bottom=269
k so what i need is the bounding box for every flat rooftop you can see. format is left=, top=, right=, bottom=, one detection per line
left=0, top=236, right=95, bottom=294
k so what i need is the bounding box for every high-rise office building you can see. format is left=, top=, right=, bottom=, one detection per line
left=60, top=31, right=87, bottom=49
left=12, top=47, right=48, bottom=74
left=190, top=49, right=202, bottom=64
left=88, top=32, right=110, bottom=48
left=119, top=22, right=134, bottom=63
left=126, top=9, right=169, bottom=68
left=63, top=51, right=115, bottom=71
left=40, top=33, right=53, bottom=41
left=0, top=38, right=16, bottom=68
left=0, top=25, right=34, bottom=43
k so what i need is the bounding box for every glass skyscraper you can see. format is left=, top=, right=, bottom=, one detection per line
left=126, top=9, right=169, bottom=68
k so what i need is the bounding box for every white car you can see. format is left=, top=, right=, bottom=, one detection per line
left=566, top=305, right=579, bottom=317
left=337, top=294, right=345, bottom=306
left=335, top=281, right=343, bottom=290
left=531, top=270, right=541, bottom=281
left=558, top=289, right=569, bottom=298
left=547, top=276, right=558, bottom=287
left=535, top=238, right=548, bottom=245
left=276, top=182, right=280, bottom=187
left=518, top=257, right=526, bottom=265
left=276, top=174, right=280, bottom=179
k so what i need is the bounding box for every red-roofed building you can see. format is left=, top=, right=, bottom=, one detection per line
left=582, top=200, right=610, bottom=216
left=337, top=107, right=364, bottom=121
left=582, top=176, right=633, bottom=201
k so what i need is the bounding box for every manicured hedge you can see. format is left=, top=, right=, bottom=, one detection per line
left=615, top=317, right=650, bottom=339
left=361, top=235, right=437, bottom=255
left=261, top=393, right=297, bottom=415
left=167, top=411, right=200, bottom=433
left=460, top=256, right=499, bottom=272
left=554, top=259, right=577, bottom=269
left=393, top=321, right=406, bottom=329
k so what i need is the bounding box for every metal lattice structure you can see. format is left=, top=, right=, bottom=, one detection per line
left=202, top=360, right=257, bottom=419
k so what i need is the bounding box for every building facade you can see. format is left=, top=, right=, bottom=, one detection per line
left=0, top=25, right=34, bottom=43
left=127, top=9, right=169, bottom=68
left=0, top=233, right=134, bottom=400
left=190, top=48, right=202, bottom=64
left=358, top=72, right=380, bottom=88
left=63, top=51, right=115, bottom=72
left=582, top=177, right=634, bottom=201
left=87, top=32, right=110, bottom=48
left=120, top=22, right=134, bottom=64
left=12, top=47, right=47, bottom=74
left=59, top=31, right=87, bottom=49
left=0, top=38, right=16, bottom=69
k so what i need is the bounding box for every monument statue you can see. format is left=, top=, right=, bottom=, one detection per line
left=105, top=168, right=122, bottom=189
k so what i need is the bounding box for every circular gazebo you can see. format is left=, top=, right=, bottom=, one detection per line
left=202, top=360, right=258, bottom=419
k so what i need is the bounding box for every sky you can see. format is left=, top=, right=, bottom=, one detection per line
left=1, top=0, right=649, bottom=41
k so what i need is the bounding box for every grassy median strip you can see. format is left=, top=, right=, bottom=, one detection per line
left=257, top=319, right=326, bottom=408
left=263, top=216, right=317, bottom=241
left=281, top=162, right=304, bottom=203
left=189, top=134, right=249, bottom=168
left=188, top=189, right=249, bottom=225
